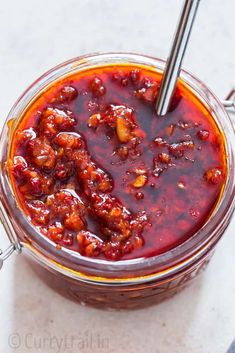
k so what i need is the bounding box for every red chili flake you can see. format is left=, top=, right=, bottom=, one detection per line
left=27, top=138, right=56, bottom=170
left=135, top=192, right=144, bottom=200
left=12, top=156, right=27, bottom=180
left=153, top=154, right=170, bottom=177
left=197, top=129, right=209, bottom=141
left=122, top=240, right=134, bottom=254
left=89, top=76, right=106, bottom=97
left=88, top=113, right=101, bottom=128
left=26, top=200, right=50, bottom=225
left=112, top=71, right=122, bottom=82
left=56, top=86, right=78, bottom=102
left=169, top=140, right=194, bottom=158
left=189, top=208, right=200, bottom=219
left=54, top=161, right=74, bottom=180
left=39, top=107, right=76, bottom=137
left=158, top=153, right=171, bottom=164
left=77, top=230, right=102, bottom=257
left=54, top=132, right=83, bottom=149
left=64, top=211, right=85, bottom=231
left=129, top=69, right=141, bottom=84
left=15, top=128, right=36, bottom=146
left=62, top=233, right=74, bottom=247
left=165, top=124, right=175, bottom=136
left=19, top=168, right=53, bottom=197
left=116, top=146, right=129, bottom=161
left=205, top=168, right=224, bottom=185
left=133, top=235, right=144, bottom=248
left=135, top=81, right=159, bottom=103
left=177, top=121, right=191, bottom=130
left=121, top=78, right=128, bottom=87
left=47, top=222, right=64, bottom=242
left=153, top=137, right=168, bottom=147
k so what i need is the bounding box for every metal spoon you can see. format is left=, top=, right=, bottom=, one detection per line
left=155, top=0, right=201, bottom=116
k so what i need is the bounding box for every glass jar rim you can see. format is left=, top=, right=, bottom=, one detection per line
left=1, top=52, right=235, bottom=283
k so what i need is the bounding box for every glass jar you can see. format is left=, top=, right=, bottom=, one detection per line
left=0, top=53, right=235, bottom=309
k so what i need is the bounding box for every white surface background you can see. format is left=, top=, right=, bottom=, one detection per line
left=0, top=1, right=235, bottom=352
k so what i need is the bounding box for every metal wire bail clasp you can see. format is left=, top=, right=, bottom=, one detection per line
left=222, top=89, right=235, bottom=112
left=0, top=200, right=21, bottom=270
left=0, top=245, right=15, bottom=270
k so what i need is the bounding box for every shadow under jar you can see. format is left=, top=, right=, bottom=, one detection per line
left=0, top=53, right=235, bottom=309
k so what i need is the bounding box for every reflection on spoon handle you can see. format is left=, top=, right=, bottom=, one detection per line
left=156, top=0, right=201, bottom=116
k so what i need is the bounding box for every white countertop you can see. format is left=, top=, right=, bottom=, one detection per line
left=1, top=1, right=235, bottom=352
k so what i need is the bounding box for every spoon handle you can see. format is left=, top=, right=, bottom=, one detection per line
left=156, top=0, right=201, bottom=116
